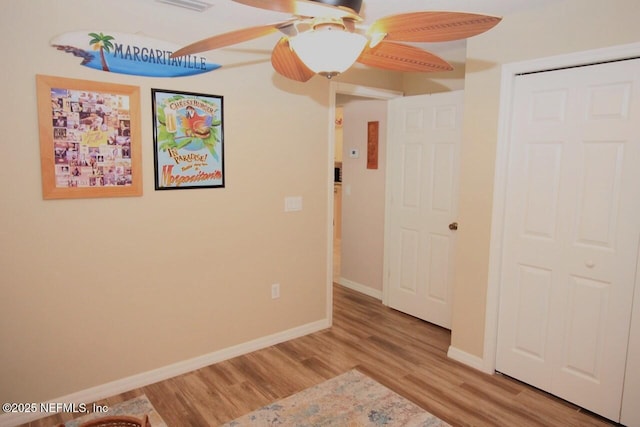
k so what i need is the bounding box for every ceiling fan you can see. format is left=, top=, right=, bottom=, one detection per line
left=171, top=0, right=502, bottom=82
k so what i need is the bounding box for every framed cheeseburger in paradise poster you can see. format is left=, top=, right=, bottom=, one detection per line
left=151, top=89, right=224, bottom=190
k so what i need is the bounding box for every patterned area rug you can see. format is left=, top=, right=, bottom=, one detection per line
left=222, top=369, right=450, bottom=426
left=59, top=394, right=166, bottom=427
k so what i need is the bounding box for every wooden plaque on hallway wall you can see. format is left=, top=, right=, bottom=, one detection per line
left=367, top=121, right=378, bottom=170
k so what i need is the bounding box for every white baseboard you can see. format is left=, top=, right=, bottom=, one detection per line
left=337, top=278, right=382, bottom=300
left=447, top=345, right=492, bottom=374
left=0, top=319, right=330, bottom=427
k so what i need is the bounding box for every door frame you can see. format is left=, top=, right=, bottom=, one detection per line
left=326, top=82, right=403, bottom=325
left=484, top=41, right=640, bottom=374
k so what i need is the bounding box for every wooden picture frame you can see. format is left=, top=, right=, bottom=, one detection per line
left=367, top=121, right=379, bottom=170
left=36, top=74, right=142, bottom=199
left=151, top=88, right=224, bottom=190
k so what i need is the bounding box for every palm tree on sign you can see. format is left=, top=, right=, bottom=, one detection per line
left=88, top=32, right=114, bottom=72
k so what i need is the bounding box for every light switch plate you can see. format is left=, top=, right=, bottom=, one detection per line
left=349, top=148, right=359, bottom=158
left=284, top=196, right=302, bottom=212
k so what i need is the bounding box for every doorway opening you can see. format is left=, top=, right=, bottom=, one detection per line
left=326, top=82, right=402, bottom=325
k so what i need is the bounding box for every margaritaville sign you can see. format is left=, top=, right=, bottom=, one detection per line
left=51, top=31, right=221, bottom=77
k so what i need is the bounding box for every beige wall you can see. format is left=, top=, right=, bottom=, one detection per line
left=0, top=0, right=405, bottom=404
left=452, top=0, right=640, bottom=357
left=339, top=100, right=387, bottom=293
left=9, top=0, right=639, bottom=409
left=402, top=45, right=467, bottom=95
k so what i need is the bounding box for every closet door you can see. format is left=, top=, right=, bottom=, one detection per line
left=496, top=58, right=640, bottom=421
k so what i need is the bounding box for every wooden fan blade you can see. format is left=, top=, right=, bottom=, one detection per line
left=357, top=41, right=453, bottom=73
left=369, top=11, right=501, bottom=42
left=233, top=0, right=361, bottom=20
left=171, top=21, right=293, bottom=58
left=271, top=38, right=315, bottom=82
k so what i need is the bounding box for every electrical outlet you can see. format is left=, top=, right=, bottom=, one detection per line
left=271, top=283, right=280, bottom=299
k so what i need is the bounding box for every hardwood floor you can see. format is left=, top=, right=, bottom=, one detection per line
left=26, top=284, right=617, bottom=427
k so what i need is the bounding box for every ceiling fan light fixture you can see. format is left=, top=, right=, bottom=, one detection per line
left=173, top=2, right=503, bottom=82
left=289, top=25, right=367, bottom=79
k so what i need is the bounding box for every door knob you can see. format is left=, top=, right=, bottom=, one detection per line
left=449, top=222, right=458, bottom=231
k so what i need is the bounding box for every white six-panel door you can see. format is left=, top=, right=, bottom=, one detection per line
left=496, top=59, right=640, bottom=421
left=384, top=91, right=463, bottom=329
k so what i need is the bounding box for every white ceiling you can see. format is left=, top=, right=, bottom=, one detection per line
left=154, top=0, right=563, bottom=24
